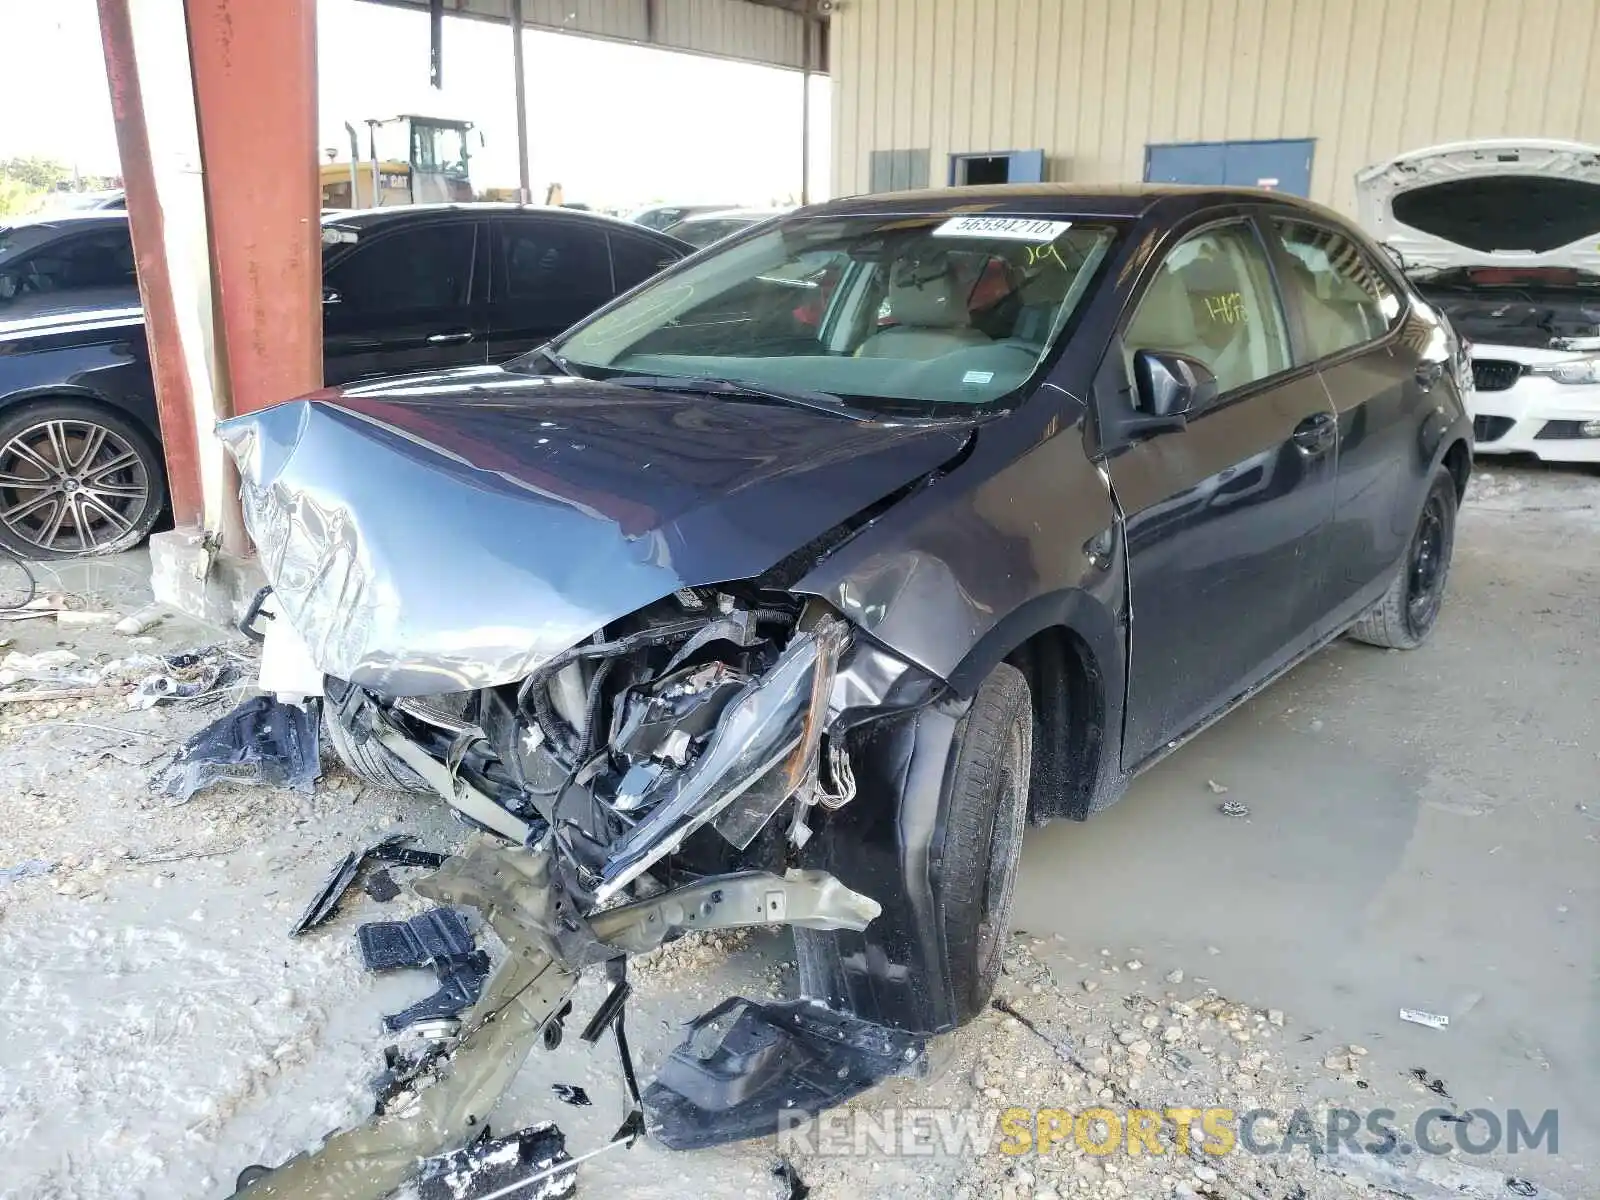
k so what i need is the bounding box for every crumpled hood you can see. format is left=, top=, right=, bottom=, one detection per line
left=218, top=366, right=971, bottom=696
left=1355, top=139, right=1600, bottom=273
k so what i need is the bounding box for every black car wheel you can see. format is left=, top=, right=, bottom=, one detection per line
left=1349, top=464, right=1458, bottom=650
left=796, top=662, right=1033, bottom=1027
left=0, top=401, right=166, bottom=559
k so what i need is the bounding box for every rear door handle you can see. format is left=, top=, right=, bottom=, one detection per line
left=1291, top=411, right=1337, bottom=456
left=427, top=330, right=475, bottom=345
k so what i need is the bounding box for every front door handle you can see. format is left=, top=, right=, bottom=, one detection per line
left=1291, top=412, right=1337, bottom=456
left=427, top=330, right=475, bottom=345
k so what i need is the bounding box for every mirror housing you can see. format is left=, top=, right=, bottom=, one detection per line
left=1133, top=348, right=1216, bottom=420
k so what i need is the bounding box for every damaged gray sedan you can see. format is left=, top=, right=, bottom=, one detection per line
left=219, top=184, right=1472, bottom=1195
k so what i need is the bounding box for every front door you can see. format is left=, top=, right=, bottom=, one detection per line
left=321, top=218, right=486, bottom=385
left=1100, top=218, right=1339, bottom=765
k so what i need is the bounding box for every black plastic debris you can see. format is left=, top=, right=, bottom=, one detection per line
left=643, top=997, right=926, bottom=1150
left=291, top=850, right=365, bottom=937
left=773, top=1158, right=811, bottom=1200
left=363, top=868, right=401, bottom=903
left=550, top=1083, right=592, bottom=1107
left=415, top=1122, right=576, bottom=1200
left=291, top=835, right=444, bottom=936
left=358, top=907, right=490, bottom=1032
left=382, top=951, right=490, bottom=1032
left=358, top=906, right=475, bottom=970
left=368, top=840, right=448, bottom=870
left=155, top=695, right=319, bottom=805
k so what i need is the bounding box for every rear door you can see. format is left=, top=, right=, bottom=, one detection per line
left=484, top=215, right=615, bottom=360
left=1263, top=215, right=1426, bottom=633
left=1099, top=217, right=1339, bottom=766
left=321, top=217, right=485, bottom=384
left=607, top=229, right=688, bottom=294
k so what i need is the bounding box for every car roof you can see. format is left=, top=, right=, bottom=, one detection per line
left=321, top=203, right=678, bottom=237
left=677, top=207, right=792, bottom=223
left=805, top=183, right=1347, bottom=223
left=0, top=211, right=128, bottom=234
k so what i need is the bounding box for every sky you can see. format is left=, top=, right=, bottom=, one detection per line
left=0, top=0, right=831, bottom=209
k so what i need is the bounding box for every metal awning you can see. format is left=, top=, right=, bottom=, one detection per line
left=361, top=0, right=829, bottom=75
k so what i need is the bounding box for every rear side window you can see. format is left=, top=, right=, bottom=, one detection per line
left=324, top=222, right=475, bottom=314
left=609, top=234, right=682, bottom=293
left=1123, top=222, right=1292, bottom=399
left=499, top=221, right=610, bottom=301
left=1270, top=219, right=1400, bottom=362
left=0, top=227, right=137, bottom=303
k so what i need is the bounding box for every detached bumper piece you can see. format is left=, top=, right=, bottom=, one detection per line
left=643, top=997, right=927, bottom=1150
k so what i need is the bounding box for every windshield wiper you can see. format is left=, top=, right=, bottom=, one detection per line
left=611, top=374, right=866, bottom=420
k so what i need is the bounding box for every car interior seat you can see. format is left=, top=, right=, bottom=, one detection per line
left=857, top=254, right=993, bottom=360
left=1123, top=265, right=1211, bottom=374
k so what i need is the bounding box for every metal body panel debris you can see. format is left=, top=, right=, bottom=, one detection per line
left=229, top=838, right=879, bottom=1200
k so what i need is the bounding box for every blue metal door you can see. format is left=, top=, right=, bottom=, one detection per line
left=1144, top=143, right=1227, bottom=186
left=1144, top=139, right=1315, bottom=196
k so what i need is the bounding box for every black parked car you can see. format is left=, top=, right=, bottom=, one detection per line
left=220, top=185, right=1471, bottom=1151
left=0, top=206, right=688, bottom=559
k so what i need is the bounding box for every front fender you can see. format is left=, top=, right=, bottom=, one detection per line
left=794, top=397, right=1121, bottom=688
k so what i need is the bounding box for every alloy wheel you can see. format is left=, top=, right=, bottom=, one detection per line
left=0, top=418, right=151, bottom=555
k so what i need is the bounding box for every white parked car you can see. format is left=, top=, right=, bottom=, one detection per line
left=1358, top=139, right=1600, bottom=463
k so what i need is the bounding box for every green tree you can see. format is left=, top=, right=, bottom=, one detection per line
left=0, top=177, right=40, bottom=218
left=0, top=157, right=71, bottom=192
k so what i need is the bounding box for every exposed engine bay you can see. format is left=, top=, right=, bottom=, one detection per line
left=1413, top=268, right=1600, bottom=350
left=322, top=586, right=929, bottom=909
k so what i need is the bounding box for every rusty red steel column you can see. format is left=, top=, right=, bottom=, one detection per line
left=96, top=0, right=205, bottom=530
left=184, top=0, right=322, bottom=418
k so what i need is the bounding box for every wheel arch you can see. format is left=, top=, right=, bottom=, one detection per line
left=1441, top=435, right=1471, bottom=500
left=946, top=587, right=1125, bottom=824
left=0, top=385, right=164, bottom=450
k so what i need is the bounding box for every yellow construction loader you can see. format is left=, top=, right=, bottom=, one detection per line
left=320, top=115, right=478, bottom=209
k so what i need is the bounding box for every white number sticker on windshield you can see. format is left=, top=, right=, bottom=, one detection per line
left=932, top=216, right=1072, bottom=242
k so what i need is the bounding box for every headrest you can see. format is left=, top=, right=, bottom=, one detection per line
left=1130, top=266, right=1198, bottom=348
left=886, top=254, right=973, bottom=328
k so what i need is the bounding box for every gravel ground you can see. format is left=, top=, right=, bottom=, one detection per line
left=0, top=462, right=1593, bottom=1200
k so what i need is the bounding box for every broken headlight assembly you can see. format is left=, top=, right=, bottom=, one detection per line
left=333, top=586, right=868, bottom=906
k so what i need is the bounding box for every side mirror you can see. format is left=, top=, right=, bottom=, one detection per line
left=322, top=286, right=341, bottom=305
left=0, top=274, right=16, bottom=301
left=1132, top=348, right=1217, bottom=422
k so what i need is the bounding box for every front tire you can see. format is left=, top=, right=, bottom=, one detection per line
left=322, top=703, right=431, bottom=793
left=797, top=662, right=1033, bottom=1026
left=1349, top=464, right=1457, bottom=650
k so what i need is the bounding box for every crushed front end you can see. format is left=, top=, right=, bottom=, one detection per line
left=217, top=394, right=963, bottom=1197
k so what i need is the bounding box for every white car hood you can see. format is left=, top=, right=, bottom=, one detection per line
left=1356, top=139, right=1600, bottom=273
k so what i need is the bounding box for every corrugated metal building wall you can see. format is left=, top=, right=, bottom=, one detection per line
left=832, top=0, right=1600, bottom=212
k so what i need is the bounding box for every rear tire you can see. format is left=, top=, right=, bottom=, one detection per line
left=1349, top=465, right=1457, bottom=650
left=322, top=703, right=431, bottom=793
left=797, top=661, right=1032, bottom=1025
